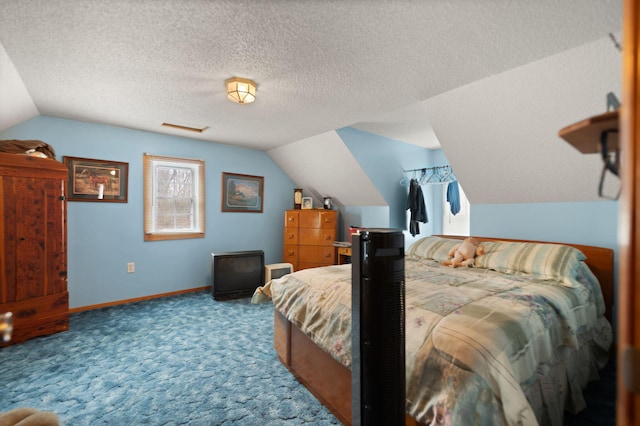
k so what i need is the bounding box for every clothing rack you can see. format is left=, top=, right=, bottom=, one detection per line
left=401, top=165, right=457, bottom=185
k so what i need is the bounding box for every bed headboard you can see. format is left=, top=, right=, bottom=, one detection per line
left=436, top=235, right=615, bottom=323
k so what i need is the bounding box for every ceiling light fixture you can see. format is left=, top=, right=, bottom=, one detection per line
left=225, top=77, right=257, bottom=104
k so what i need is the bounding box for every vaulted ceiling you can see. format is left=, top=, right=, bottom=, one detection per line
left=0, top=1, right=623, bottom=206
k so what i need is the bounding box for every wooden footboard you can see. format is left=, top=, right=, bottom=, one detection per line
left=274, top=310, right=419, bottom=426
left=274, top=309, right=352, bottom=424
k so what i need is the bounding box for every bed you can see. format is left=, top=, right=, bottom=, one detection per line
left=264, top=235, right=614, bottom=426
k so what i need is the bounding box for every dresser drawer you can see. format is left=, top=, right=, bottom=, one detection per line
left=299, top=228, right=336, bottom=246
left=299, top=245, right=335, bottom=264
left=284, top=210, right=300, bottom=228
left=283, top=245, right=298, bottom=264
left=284, top=228, right=299, bottom=244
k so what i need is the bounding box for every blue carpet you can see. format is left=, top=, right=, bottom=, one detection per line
left=563, top=356, right=616, bottom=426
left=1, top=291, right=616, bottom=425
left=0, top=291, right=340, bottom=425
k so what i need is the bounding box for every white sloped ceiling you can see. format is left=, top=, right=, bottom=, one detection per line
left=0, top=43, right=38, bottom=130
left=422, top=36, right=622, bottom=204
left=268, top=131, right=387, bottom=207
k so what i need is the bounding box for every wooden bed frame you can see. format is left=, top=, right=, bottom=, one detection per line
left=273, top=236, right=615, bottom=425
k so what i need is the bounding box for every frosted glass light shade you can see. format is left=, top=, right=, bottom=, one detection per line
left=225, top=77, right=257, bottom=104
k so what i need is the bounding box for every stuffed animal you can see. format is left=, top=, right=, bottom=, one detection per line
left=441, top=237, right=485, bottom=268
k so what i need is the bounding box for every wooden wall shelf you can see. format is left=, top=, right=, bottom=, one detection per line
left=558, top=110, right=619, bottom=154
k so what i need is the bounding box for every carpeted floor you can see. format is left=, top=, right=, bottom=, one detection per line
left=0, top=290, right=616, bottom=425
left=563, top=356, right=616, bottom=426
left=0, top=291, right=340, bottom=425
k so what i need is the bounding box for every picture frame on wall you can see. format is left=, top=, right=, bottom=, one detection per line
left=221, top=172, right=264, bottom=213
left=302, top=197, right=313, bottom=209
left=63, top=156, right=128, bottom=202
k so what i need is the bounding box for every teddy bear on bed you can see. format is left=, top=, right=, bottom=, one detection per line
left=441, top=237, right=485, bottom=268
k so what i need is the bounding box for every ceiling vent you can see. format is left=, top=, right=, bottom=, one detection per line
left=161, top=122, right=209, bottom=133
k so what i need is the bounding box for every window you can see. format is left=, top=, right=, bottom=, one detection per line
left=144, top=154, right=205, bottom=241
left=442, top=182, right=470, bottom=236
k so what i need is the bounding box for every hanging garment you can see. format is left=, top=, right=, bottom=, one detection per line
left=447, top=180, right=461, bottom=216
left=406, top=178, right=428, bottom=236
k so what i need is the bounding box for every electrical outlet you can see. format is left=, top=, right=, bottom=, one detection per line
left=127, top=262, right=135, bottom=273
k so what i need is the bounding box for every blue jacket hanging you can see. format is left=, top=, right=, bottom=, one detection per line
left=447, top=180, right=461, bottom=215
left=407, top=178, right=428, bottom=236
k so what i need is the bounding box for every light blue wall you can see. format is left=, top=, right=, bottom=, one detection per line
left=471, top=201, right=619, bottom=251
left=0, top=116, right=295, bottom=308
left=337, top=127, right=453, bottom=247
left=1, top=117, right=621, bottom=310
left=338, top=125, right=620, bottom=256
left=341, top=205, right=390, bottom=235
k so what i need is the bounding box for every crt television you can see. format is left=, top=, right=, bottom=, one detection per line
left=264, top=263, right=294, bottom=284
left=211, top=250, right=265, bottom=300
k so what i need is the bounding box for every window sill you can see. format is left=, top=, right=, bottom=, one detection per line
left=144, top=231, right=205, bottom=242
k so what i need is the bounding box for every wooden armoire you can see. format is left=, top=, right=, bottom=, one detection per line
left=0, top=153, right=68, bottom=346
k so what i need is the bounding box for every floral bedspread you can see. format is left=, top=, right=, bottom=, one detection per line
left=269, top=257, right=612, bottom=425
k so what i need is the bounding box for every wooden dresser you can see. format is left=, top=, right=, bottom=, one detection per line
left=283, top=209, right=337, bottom=271
left=0, top=153, right=69, bottom=346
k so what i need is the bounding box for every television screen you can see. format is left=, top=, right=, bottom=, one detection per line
left=211, top=250, right=264, bottom=300
left=264, top=263, right=293, bottom=283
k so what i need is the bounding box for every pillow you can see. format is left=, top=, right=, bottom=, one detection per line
left=406, top=236, right=461, bottom=262
left=474, top=241, right=586, bottom=285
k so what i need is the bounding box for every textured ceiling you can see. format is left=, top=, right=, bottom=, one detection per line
left=423, top=35, right=622, bottom=204
left=0, top=0, right=623, bottom=151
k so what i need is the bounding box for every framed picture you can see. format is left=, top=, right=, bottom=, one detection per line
left=221, top=172, right=264, bottom=213
left=63, top=156, right=128, bottom=202
left=302, top=197, right=313, bottom=209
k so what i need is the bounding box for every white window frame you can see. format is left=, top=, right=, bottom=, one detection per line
left=144, top=154, right=205, bottom=241
left=442, top=182, right=470, bottom=236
